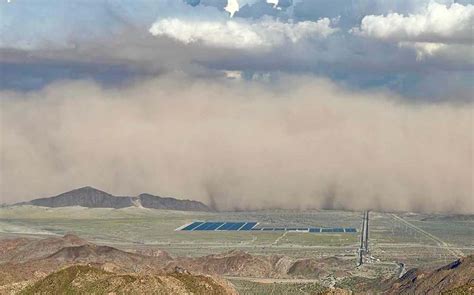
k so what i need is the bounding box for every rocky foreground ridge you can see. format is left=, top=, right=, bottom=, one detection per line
left=385, top=255, right=473, bottom=294
left=0, top=234, right=233, bottom=294
left=0, top=234, right=471, bottom=294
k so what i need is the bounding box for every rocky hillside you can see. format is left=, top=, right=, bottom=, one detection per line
left=0, top=237, right=166, bottom=287
left=168, top=250, right=354, bottom=279
left=17, top=186, right=211, bottom=211
left=0, top=235, right=235, bottom=294
left=385, top=255, right=474, bottom=294
left=0, top=235, right=352, bottom=284
left=0, top=234, right=88, bottom=264
left=0, top=234, right=356, bottom=294
left=2, top=234, right=471, bottom=294
left=19, top=265, right=237, bottom=295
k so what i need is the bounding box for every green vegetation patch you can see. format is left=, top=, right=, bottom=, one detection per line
left=20, top=265, right=117, bottom=295
left=230, top=279, right=328, bottom=295
left=442, top=283, right=474, bottom=295
left=19, top=265, right=232, bottom=295
left=170, top=272, right=228, bottom=295
left=335, top=276, right=386, bottom=293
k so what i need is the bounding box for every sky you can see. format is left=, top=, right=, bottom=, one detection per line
left=0, top=0, right=472, bottom=100
left=0, top=0, right=473, bottom=212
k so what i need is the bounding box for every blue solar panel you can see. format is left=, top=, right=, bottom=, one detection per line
left=208, top=222, right=225, bottom=230
left=333, top=228, right=344, bottom=232
left=194, top=222, right=225, bottom=231
left=193, top=222, right=211, bottom=230
left=217, top=222, right=246, bottom=231
left=309, top=228, right=321, bottom=233
left=321, top=228, right=333, bottom=232
left=286, top=228, right=298, bottom=231
left=217, top=222, right=235, bottom=230
left=239, top=222, right=257, bottom=231
left=230, top=222, right=246, bottom=230
left=344, top=228, right=357, bottom=233
left=181, top=222, right=204, bottom=231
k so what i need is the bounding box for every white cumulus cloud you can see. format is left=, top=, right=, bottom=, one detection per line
left=149, top=17, right=337, bottom=49
left=353, top=3, right=473, bottom=44
left=352, top=2, right=473, bottom=60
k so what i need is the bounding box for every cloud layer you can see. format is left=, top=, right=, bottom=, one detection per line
left=149, top=17, right=336, bottom=49
left=352, top=2, right=474, bottom=60
left=354, top=3, right=473, bottom=44
left=1, top=0, right=473, bottom=101
left=1, top=76, right=472, bottom=213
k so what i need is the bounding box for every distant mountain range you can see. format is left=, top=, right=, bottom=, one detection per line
left=16, top=186, right=212, bottom=212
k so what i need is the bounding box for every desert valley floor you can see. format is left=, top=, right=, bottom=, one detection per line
left=1, top=206, right=473, bottom=294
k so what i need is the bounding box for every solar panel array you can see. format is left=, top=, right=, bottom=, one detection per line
left=240, top=222, right=258, bottom=230
left=179, top=221, right=357, bottom=233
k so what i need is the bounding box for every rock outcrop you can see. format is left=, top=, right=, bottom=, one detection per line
left=386, top=255, right=474, bottom=295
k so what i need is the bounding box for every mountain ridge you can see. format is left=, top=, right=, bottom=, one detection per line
left=384, top=255, right=473, bottom=294
left=16, top=186, right=212, bottom=212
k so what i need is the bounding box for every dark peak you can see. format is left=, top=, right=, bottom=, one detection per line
left=138, top=193, right=160, bottom=198
left=65, top=186, right=111, bottom=195
left=137, top=193, right=212, bottom=211
left=79, top=186, right=94, bottom=190
left=49, top=186, right=115, bottom=199
left=139, top=193, right=201, bottom=203
left=22, top=187, right=212, bottom=211
left=25, top=186, right=133, bottom=209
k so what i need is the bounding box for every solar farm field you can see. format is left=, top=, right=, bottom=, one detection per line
left=0, top=206, right=363, bottom=259
left=0, top=206, right=472, bottom=269
left=178, top=220, right=356, bottom=233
